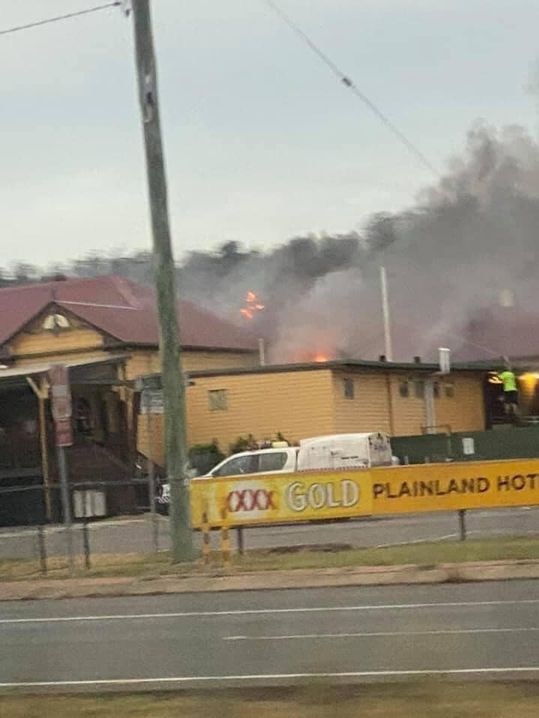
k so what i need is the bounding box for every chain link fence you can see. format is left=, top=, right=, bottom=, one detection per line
left=1, top=482, right=538, bottom=577
left=0, top=479, right=174, bottom=573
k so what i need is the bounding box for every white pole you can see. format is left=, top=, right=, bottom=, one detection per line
left=258, top=338, right=266, bottom=367
left=380, top=266, right=393, bottom=361
left=439, top=347, right=451, bottom=374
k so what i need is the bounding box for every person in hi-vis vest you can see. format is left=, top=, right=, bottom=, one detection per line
left=499, top=359, right=519, bottom=417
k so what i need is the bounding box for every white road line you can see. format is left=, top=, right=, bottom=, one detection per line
left=1, top=667, right=538, bottom=688
left=224, top=627, right=539, bottom=641
left=375, top=533, right=457, bottom=548
left=1, top=599, right=538, bottom=625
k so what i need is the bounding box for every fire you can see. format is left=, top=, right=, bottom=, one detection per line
left=313, top=353, right=329, bottom=363
left=240, top=290, right=265, bottom=320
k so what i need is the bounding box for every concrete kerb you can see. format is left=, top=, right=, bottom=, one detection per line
left=0, top=560, right=538, bottom=601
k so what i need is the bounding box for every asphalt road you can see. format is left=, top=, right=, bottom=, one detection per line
left=0, top=581, right=538, bottom=690
left=0, top=506, right=537, bottom=559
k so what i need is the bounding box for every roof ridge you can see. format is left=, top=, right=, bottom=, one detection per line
left=108, top=275, right=144, bottom=309
left=58, top=300, right=139, bottom=311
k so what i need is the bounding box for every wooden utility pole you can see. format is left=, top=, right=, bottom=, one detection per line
left=131, top=0, right=194, bottom=562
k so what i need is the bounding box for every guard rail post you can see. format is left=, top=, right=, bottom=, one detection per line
left=201, top=507, right=211, bottom=566
left=82, top=518, right=91, bottom=570
left=220, top=507, right=231, bottom=569
left=458, top=509, right=467, bottom=541
left=37, top=525, right=47, bottom=576
left=237, top=526, right=245, bottom=556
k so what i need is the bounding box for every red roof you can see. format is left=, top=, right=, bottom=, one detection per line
left=0, top=276, right=257, bottom=352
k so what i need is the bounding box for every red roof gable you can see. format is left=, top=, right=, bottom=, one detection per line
left=0, top=276, right=257, bottom=352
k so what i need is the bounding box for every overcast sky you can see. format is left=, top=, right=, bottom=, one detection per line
left=1, top=0, right=538, bottom=268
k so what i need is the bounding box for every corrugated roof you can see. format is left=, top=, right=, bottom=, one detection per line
left=155, top=358, right=492, bottom=380
left=0, top=354, right=127, bottom=380
left=0, top=276, right=257, bottom=353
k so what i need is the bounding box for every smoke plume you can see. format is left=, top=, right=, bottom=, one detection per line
left=6, top=121, right=539, bottom=364
left=175, top=121, right=539, bottom=363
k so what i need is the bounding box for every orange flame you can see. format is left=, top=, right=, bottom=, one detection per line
left=240, top=290, right=265, bottom=320
left=313, top=353, right=329, bottom=363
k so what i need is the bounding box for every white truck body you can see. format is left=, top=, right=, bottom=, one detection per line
left=297, top=432, right=393, bottom=471
left=204, top=432, right=392, bottom=478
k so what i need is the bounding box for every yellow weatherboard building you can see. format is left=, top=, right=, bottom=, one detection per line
left=139, top=359, right=489, bottom=467
left=0, top=275, right=258, bottom=524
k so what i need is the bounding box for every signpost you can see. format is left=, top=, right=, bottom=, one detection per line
left=137, top=375, right=162, bottom=553
left=190, top=458, right=539, bottom=529
left=49, top=364, right=74, bottom=575
left=140, top=388, right=164, bottom=414
left=190, top=472, right=372, bottom=528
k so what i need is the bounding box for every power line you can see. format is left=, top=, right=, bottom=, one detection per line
left=0, top=2, right=121, bottom=37
left=262, top=0, right=440, bottom=178
left=262, top=3, right=514, bottom=359
left=0, top=0, right=500, bottom=360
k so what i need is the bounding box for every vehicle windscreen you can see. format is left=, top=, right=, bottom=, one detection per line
left=212, top=454, right=258, bottom=477
left=258, top=452, right=288, bottom=472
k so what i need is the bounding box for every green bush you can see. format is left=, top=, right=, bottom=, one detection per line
left=229, top=434, right=257, bottom=454
left=188, top=440, right=225, bottom=475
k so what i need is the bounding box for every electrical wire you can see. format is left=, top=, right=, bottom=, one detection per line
left=0, top=0, right=508, bottom=361
left=359, top=310, right=504, bottom=363
left=262, top=0, right=439, bottom=178
left=437, top=330, right=505, bottom=360
left=263, top=2, right=514, bottom=358
left=262, top=3, right=510, bottom=358
left=0, top=2, right=121, bottom=37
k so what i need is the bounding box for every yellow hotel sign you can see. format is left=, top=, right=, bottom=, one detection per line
left=370, top=459, right=539, bottom=514
left=190, top=458, right=539, bottom=528
left=190, top=472, right=372, bottom=527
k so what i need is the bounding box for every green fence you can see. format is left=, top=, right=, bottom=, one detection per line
left=392, top=425, right=539, bottom=464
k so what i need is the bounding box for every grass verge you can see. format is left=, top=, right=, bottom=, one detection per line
left=0, top=535, right=537, bottom=581
left=1, top=683, right=538, bottom=717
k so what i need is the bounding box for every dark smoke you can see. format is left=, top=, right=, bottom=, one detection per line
left=174, top=121, right=539, bottom=363
left=5, top=121, right=539, bottom=364
left=177, top=235, right=365, bottom=359
left=369, top=121, right=539, bottom=361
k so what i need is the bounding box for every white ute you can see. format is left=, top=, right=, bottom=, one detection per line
left=207, top=432, right=393, bottom=477
left=157, top=433, right=393, bottom=507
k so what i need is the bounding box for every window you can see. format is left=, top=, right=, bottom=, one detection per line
left=208, top=389, right=228, bottom=411
left=212, top=454, right=257, bottom=477
left=259, top=451, right=289, bottom=473
left=42, top=313, right=70, bottom=331
left=444, top=382, right=455, bottom=398
left=399, top=379, right=410, bottom=398
left=343, top=377, right=355, bottom=399
left=414, top=379, right=425, bottom=399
